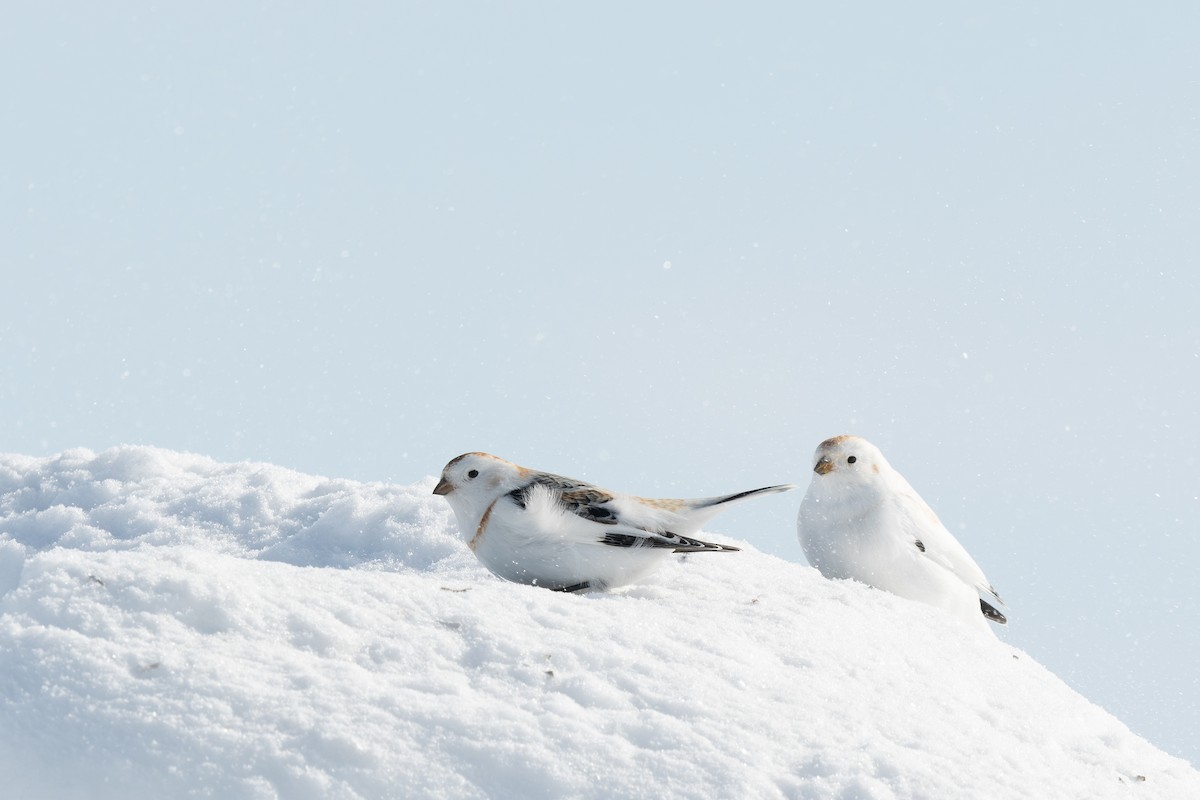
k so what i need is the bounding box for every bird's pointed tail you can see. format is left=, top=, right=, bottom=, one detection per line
left=693, top=484, right=798, bottom=509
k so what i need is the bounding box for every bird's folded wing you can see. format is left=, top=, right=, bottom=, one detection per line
left=558, top=501, right=737, bottom=553
left=893, top=485, right=1003, bottom=603
left=512, top=476, right=690, bottom=542
left=509, top=473, right=623, bottom=524
left=511, top=473, right=744, bottom=552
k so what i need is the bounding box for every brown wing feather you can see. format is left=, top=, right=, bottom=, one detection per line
left=508, top=473, right=619, bottom=525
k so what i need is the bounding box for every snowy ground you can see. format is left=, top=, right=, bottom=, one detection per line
left=1, top=446, right=1196, bottom=799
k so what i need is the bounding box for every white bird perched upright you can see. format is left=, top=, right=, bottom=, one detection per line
left=434, top=452, right=796, bottom=592
left=797, top=435, right=1006, bottom=632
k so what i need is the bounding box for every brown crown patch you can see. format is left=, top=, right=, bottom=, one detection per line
left=444, top=452, right=516, bottom=469
left=818, top=435, right=857, bottom=449
left=444, top=452, right=485, bottom=468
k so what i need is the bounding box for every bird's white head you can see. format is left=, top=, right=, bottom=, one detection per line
left=432, top=452, right=527, bottom=519
left=808, top=435, right=890, bottom=495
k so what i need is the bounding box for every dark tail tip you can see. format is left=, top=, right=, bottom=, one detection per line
left=981, top=598, right=1007, bottom=624
left=698, top=483, right=798, bottom=509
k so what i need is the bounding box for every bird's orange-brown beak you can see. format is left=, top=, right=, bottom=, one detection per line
left=433, top=478, right=453, bottom=495
left=813, top=458, right=834, bottom=475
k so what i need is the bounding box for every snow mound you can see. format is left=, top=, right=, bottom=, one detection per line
left=0, top=446, right=1196, bottom=799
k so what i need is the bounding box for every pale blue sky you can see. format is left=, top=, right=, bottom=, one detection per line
left=4, top=2, right=1198, bottom=765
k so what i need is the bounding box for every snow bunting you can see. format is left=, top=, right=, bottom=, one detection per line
left=434, top=452, right=796, bottom=591
left=797, top=436, right=1006, bottom=631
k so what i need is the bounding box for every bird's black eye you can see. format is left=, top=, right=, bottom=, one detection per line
left=847, top=456, right=857, bottom=464
left=467, top=469, right=479, bottom=479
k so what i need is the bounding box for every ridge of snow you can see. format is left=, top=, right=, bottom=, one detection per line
left=1, top=446, right=1196, bottom=799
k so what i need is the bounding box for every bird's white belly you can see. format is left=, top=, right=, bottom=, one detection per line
left=473, top=517, right=669, bottom=590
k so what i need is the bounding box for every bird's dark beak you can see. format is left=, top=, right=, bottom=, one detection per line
left=433, top=478, right=453, bottom=495
left=813, top=458, right=834, bottom=475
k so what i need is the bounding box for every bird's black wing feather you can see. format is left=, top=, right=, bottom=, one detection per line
left=600, top=530, right=739, bottom=553
left=510, top=472, right=739, bottom=553
left=507, top=473, right=619, bottom=525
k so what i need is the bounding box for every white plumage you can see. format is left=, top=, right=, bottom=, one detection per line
left=434, top=452, right=796, bottom=591
left=797, top=435, right=1006, bottom=632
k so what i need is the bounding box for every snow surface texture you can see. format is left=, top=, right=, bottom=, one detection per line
left=1, top=446, right=1196, bottom=800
